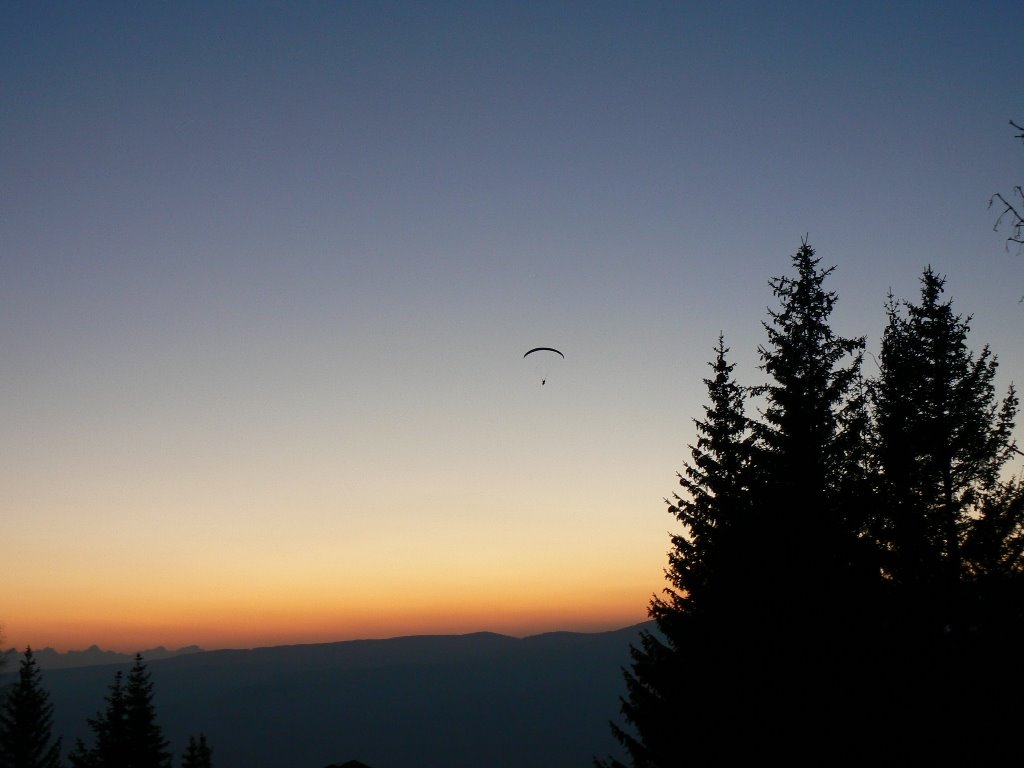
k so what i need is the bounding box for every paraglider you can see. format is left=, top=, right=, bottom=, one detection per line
left=524, top=347, right=564, bottom=385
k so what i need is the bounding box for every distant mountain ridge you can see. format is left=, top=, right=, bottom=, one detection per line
left=2, top=623, right=651, bottom=768
left=2, top=644, right=203, bottom=670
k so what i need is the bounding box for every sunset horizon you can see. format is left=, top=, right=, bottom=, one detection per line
left=5, top=12, right=1022, bottom=756
left=5, top=595, right=654, bottom=654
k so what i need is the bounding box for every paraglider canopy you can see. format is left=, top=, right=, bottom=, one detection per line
left=523, top=347, right=565, bottom=360
left=524, top=347, right=564, bottom=385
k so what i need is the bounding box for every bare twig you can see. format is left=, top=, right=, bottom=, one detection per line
left=991, top=120, right=1024, bottom=254
left=989, top=189, right=1024, bottom=245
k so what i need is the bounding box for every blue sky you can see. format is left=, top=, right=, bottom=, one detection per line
left=3, top=1, right=1022, bottom=650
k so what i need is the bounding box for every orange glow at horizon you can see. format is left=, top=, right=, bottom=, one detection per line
left=5, top=585, right=653, bottom=653
left=4, top=535, right=662, bottom=652
left=5, top=478, right=670, bottom=654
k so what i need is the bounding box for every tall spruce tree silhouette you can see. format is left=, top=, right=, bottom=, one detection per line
left=743, top=240, right=877, bottom=754
left=601, top=242, right=877, bottom=766
left=869, top=267, right=1022, bottom=761
left=873, top=266, right=1018, bottom=629
left=602, top=246, right=1024, bottom=766
left=603, top=336, right=755, bottom=766
left=0, top=648, right=62, bottom=768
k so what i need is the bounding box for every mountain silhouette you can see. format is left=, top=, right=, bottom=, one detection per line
left=2, top=644, right=203, bottom=670
left=17, top=624, right=646, bottom=768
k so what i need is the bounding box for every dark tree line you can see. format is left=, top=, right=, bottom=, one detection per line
left=0, top=651, right=211, bottom=768
left=602, top=242, right=1023, bottom=765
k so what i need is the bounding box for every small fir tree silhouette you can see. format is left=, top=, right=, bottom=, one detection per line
left=124, top=655, right=172, bottom=768
left=181, top=734, right=212, bottom=768
left=0, top=647, right=62, bottom=768
left=69, top=655, right=172, bottom=768
left=69, top=670, right=128, bottom=768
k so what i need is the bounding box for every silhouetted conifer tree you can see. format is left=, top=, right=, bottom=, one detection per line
left=662, top=335, right=756, bottom=622
left=964, top=477, right=1024, bottom=584
left=963, top=476, right=1024, bottom=635
left=69, top=656, right=172, bottom=768
left=69, top=670, right=128, bottom=768
left=604, top=336, right=761, bottom=766
left=0, top=647, right=62, bottom=768
left=872, top=267, right=1018, bottom=631
left=747, top=240, right=880, bottom=752
left=754, top=240, right=872, bottom=628
left=180, top=735, right=211, bottom=768
left=602, top=242, right=879, bottom=766
left=123, top=656, right=171, bottom=768
left=603, top=245, right=1024, bottom=765
left=869, top=266, right=1022, bottom=761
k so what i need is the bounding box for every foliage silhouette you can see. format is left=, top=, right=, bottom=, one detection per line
left=872, top=267, right=1018, bottom=631
left=0, top=647, right=62, bottom=768
left=868, top=268, right=1023, bottom=760
left=602, top=243, right=1024, bottom=765
left=180, top=735, right=211, bottom=768
left=68, top=670, right=127, bottom=768
left=753, top=240, right=875, bottom=631
left=604, top=335, right=757, bottom=766
left=69, top=655, right=172, bottom=768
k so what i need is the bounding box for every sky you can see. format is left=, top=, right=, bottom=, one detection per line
left=3, top=1, right=1022, bottom=653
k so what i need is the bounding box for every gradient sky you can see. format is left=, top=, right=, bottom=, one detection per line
left=4, top=1, right=1022, bottom=652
